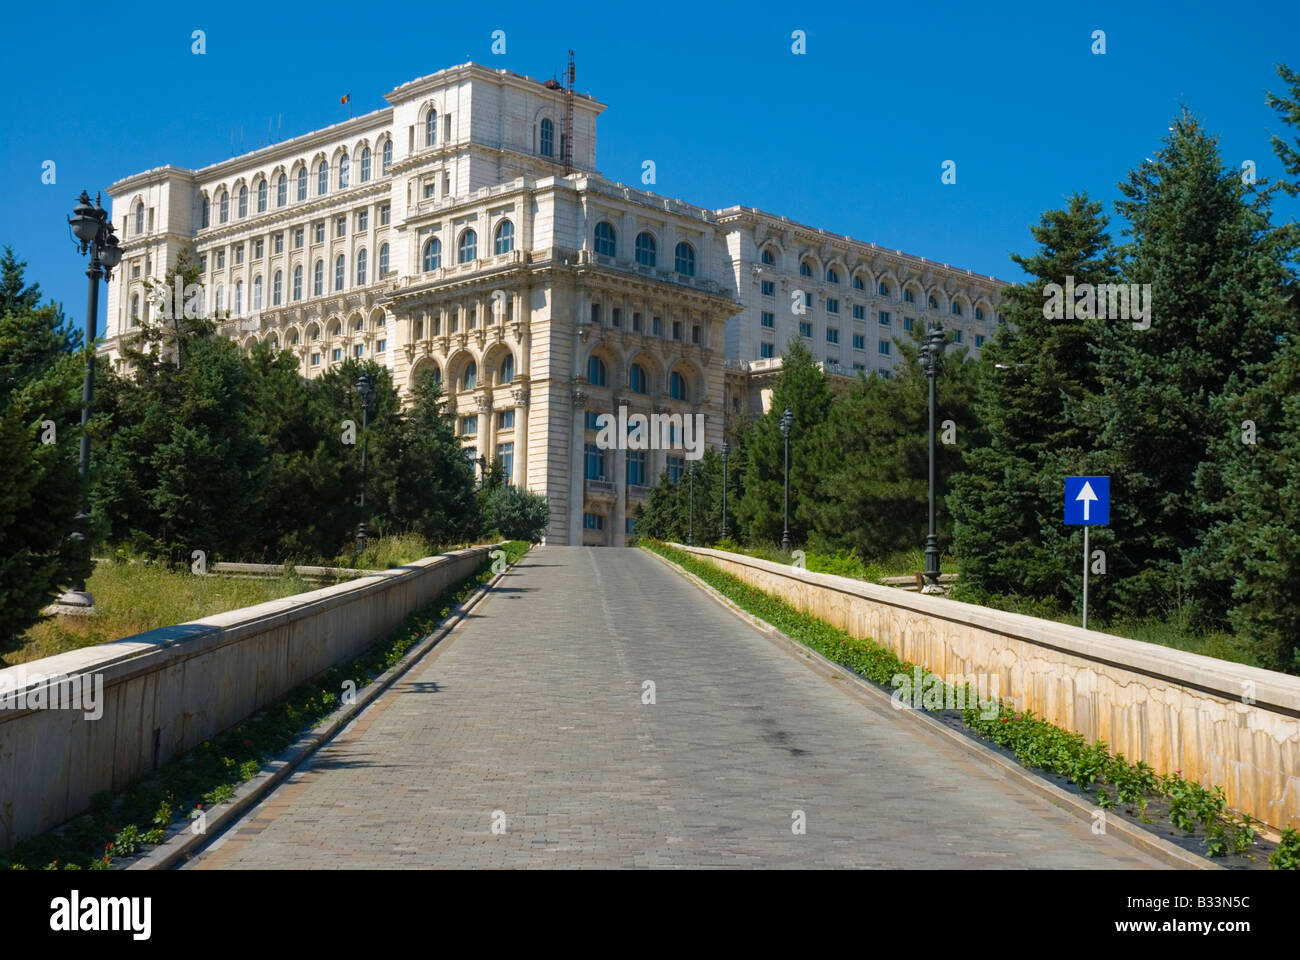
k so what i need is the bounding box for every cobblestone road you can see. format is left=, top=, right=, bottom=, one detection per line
left=189, top=546, right=1163, bottom=869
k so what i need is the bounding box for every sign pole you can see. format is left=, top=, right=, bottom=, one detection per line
left=1082, top=525, right=1089, bottom=630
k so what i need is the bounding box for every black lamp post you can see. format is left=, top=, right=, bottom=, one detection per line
left=688, top=461, right=695, bottom=546
left=721, top=440, right=729, bottom=541
left=779, top=407, right=793, bottom=553
left=355, top=370, right=374, bottom=554
left=54, top=191, right=121, bottom=614
left=921, top=324, right=946, bottom=591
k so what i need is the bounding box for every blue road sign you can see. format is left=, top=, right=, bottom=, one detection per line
left=1065, top=476, right=1109, bottom=525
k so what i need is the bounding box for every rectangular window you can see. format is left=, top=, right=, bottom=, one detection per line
left=314, top=222, right=324, bottom=244
left=853, top=333, right=865, bottom=350
left=424, top=182, right=436, bottom=199
left=274, top=233, right=284, bottom=254
left=380, top=205, right=391, bottom=225
left=354, top=344, right=363, bottom=357
left=799, top=321, right=812, bottom=338
left=216, top=250, right=225, bottom=269
left=692, top=324, right=700, bottom=344
left=880, top=369, right=892, bottom=379
left=879, top=311, right=890, bottom=325
left=357, top=210, right=368, bottom=231
left=826, top=298, right=839, bottom=314
left=903, top=316, right=915, bottom=331
left=198, top=254, right=207, bottom=273
left=760, top=342, right=774, bottom=358
left=584, top=411, right=601, bottom=431
left=442, top=172, right=451, bottom=197
left=311, top=352, right=320, bottom=366
left=852, top=305, right=865, bottom=320
left=332, top=348, right=341, bottom=362
left=583, top=512, right=604, bottom=530
left=460, top=416, right=477, bottom=435
left=853, top=362, right=865, bottom=371
left=761, top=311, right=775, bottom=328
left=234, top=244, right=244, bottom=265
left=336, top=217, right=346, bottom=238
left=376, top=339, right=386, bottom=353
left=584, top=444, right=606, bottom=481
left=826, top=327, right=839, bottom=344
left=294, top=227, right=304, bottom=249
left=975, top=334, right=985, bottom=347
left=803, top=292, right=813, bottom=308
left=497, top=442, right=514, bottom=481
left=761, top=280, right=774, bottom=297
left=253, top=239, right=264, bottom=260
left=667, top=456, right=685, bottom=482
left=633, top=312, right=642, bottom=332
left=627, top=450, right=647, bottom=486
left=591, top=303, right=601, bottom=325
left=497, top=410, right=515, bottom=430
left=626, top=518, right=636, bottom=535
left=670, top=320, right=680, bottom=341
left=878, top=340, right=891, bottom=355
left=653, top=316, right=662, bottom=336
left=952, top=329, right=963, bottom=343
left=612, top=307, right=621, bottom=328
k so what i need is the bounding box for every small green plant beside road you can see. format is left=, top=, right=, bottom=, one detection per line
left=643, top=540, right=1296, bottom=868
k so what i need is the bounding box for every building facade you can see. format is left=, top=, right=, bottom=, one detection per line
left=102, top=61, right=1005, bottom=547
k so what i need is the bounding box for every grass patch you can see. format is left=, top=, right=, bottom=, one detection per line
left=643, top=539, right=1297, bottom=868
left=1, top=541, right=529, bottom=871
left=711, top=540, right=957, bottom=582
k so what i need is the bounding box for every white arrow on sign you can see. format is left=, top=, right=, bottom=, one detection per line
left=1076, top=481, right=1098, bottom=522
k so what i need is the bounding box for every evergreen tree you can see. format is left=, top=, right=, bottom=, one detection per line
left=0, top=249, right=89, bottom=650
left=1091, top=110, right=1291, bottom=619
left=948, top=195, right=1120, bottom=608
left=733, top=338, right=832, bottom=547
left=484, top=483, right=549, bottom=542
left=809, top=323, right=980, bottom=560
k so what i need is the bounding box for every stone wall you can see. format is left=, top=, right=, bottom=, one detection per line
left=0, top=546, right=493, bottom=850
left=675, top=545, right=1300, bottom=832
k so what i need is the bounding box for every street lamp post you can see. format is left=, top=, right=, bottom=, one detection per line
left=688, top=461, right=695, bottom=546
left=52, top=192, right=122, bottom=615
left=921, top=325, right=946, bottom=592
left=779, top=407, right=793, bottom=554
left=355, top=371, right=375, bottom=555
left=721, top=441, right=729, bottom=541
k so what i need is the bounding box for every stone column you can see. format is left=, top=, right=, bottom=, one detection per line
left=476, top=394, right=492, bottom=476
left=570, top=389, right=588, bottom=545
left=612, top=394, right=628, bottom=546
left=512, top=386, right=529, bottom=487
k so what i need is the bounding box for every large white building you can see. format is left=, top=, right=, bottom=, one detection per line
left=102, top=61, right=1006, bottom=547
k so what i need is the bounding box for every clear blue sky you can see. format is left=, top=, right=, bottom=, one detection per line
left=2, top=0, right=1298, bottom=328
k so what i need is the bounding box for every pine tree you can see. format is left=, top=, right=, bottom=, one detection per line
left=733, top=338, right=832, bottom=547
left=0, top=249, right=89, bottom=650
left=1093, top=110, right=1291, bottom=619
left=948, top=195, right=1119, bottom=608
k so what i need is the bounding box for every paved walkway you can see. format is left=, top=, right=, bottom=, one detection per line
left=189, top=546, right=1163, bottom=869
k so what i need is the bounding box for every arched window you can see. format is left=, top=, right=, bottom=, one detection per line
left=297, top=166, right=307, bottom=201
left=904, top=288, right=915, bottom=303
left=761, top=247, right=775, bottom=265
left=257, top=179, right=267, bottom=212
left=134, top=203, right=144, bottom=235
left=425, top=109, right=437, bottom=146
left=499, top=354, right=514, bottom=384
left=878, top=282, right=891, bottom=297
left=594, top=221, right=616, bottom=257
left=334, top=254, right=345, bottom=291
left=318, top=160, right=328, bottom=195
left=635, top=232, right=656, bottom=267
left=853, top=274, right=865, bottom=290
left=494, top=220, right=514, bottom=255
left=200, top=195, right=210, bottom=228
left=381, top=140, right=392, bottom=174
left=826, top=266, right=838, bottom=283
left=360, top=147, right=371, bottom=182
left=219, top=191, right=229, bottom=222
left=313, top=261, right=323, bottom=296
left=277, top=174, right=287, bottom=207
left=356, top=249, right=367, bottom=285
left=339, top=155, right=350, bottom=189
left=463, top=360, right=477, bottom=391
left=800, top=260, right=813, bottom=277
left=629, top=363, right=647, bottom=394
left=952, top=302, right=963, bottom=316
left=423, top=237, right=441, bottom=271
left=292, top=266, right=303, bottom=301
left=674, top=242, right=695, bottom=276
left=928, top=295, right=938, bottom=309
left=253, top=275, right=263, bottom=310
left=587, top=354, right=607, bottom=387
left=379, top=243, right=389, bottom=276
left=669, top=371, right=688, bottom=401
left=273, top=270, right=282, bottom=305
left=458, top=229, right=477, bottom=264
left=975, top=307, right=984, bottom=321
left=540, top=117, right=554, bottom=157
left=238, top=185, right=248, bottom=217
left=235, top=280, right=243, bottom=314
